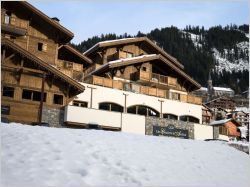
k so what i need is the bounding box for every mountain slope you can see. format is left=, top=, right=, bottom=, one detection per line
left=72, top=24, right=249, bottom=93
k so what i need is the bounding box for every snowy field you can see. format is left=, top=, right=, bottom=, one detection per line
left=1, top=123, right=250, bottom=187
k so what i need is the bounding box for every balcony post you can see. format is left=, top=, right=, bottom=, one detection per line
left=158, top=99, right=164, bottom=118
left=123, top=93, right=129, bottom=113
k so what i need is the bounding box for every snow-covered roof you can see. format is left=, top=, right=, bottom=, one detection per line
left=108, top=54, right=157, bottom=64
left=210, top=119, right=231, bottom=126
left=235, top=107, right=250, bottom=113
left=210, top=118, right=240, bottom=126
left=213, top=87, right=234, bottom=92
left=199, top=87, right=208, bottom=91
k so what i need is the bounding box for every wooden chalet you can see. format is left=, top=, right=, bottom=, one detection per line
left=202, top=104, right=213, bottom=124
left=1, top=1, right=89, bottom=126
left=210, top=119, right=241, bottom=139
left=204, top=97, right=236, bottom=112
left=83, top=37, right=202, bottom=105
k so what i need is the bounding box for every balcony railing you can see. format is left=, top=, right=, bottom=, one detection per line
left=2, top=16, right=28, bottom=30
left=55, top=60, right=84, bottom=81
left=133, top=70, right=177, bottom=87
left=85, top=75, right=202, bottom=105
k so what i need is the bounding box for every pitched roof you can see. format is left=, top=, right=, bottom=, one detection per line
left=86, top=54, right=201, bottom=90
left=83, top=37, right=184, bottom=70
left=210, top=118, right=241, bottom=126
left=60, top=45, right=93, bottom=65
left=2, top=38, right=85, bottom=93
left=4, top=1, right=74, bottom=42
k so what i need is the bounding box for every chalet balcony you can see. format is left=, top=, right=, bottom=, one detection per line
left=56, top=60, right=84, bottom=81
left=132, top=70, right=177, bottom=87
left=1, top=16, right=28, bottom=36
left=85, top=75, right=202, bottom=105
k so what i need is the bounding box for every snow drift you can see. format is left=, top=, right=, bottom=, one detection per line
left=1, top=123, right=250, bottom=186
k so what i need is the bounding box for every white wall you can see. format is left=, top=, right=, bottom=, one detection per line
left=194, top=124, right=213, bottom=140
left=75, top=83, right=202, bottom=122
left=122, top=113, right=145, bottom=135
left=64, top=106, right=121, bottom=128
left=218, top=135, right=230, bottom=141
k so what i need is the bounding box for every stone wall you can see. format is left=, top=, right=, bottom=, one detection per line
left=213, top=126, right=219, bottom=139
left=42, top=106, right=64, bottom=127
left=145, top=117, right=195, bottom=139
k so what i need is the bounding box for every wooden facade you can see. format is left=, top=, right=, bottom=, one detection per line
left=1, top=1, right=87, bottom=125
left=204, top=97, right=236, bottom=112
left=83, top=40, right=202, bottom=105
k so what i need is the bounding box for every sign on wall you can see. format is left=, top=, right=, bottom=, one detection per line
left=153, top=125, right=189, bottom=139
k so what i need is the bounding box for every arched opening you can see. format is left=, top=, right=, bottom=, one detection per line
left=179, top=115, right=199, bottom=123
left=163, top=113, right=178, bottom=120
left=127, top=105, right=160, bottom=117
left=99, top=102, right=123, bottom=112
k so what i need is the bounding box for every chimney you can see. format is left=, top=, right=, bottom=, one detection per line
left=51, top=17, right=60, bottom=22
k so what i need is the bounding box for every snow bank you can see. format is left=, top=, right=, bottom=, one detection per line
left=1, top=123, right=250, bottom=186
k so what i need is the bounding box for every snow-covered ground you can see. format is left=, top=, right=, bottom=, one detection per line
left=1, top=123, right=250, bottom=186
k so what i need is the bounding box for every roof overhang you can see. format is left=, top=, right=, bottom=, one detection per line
left=59, top=45, right=93, bottom=65
left=87, top=54, right=201, bottom=91
left=2, top=1, right=74, bottom=42
left=83, top=37, right=184, bottom=70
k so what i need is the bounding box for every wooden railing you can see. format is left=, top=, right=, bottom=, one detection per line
left=85, top=75, right=202, bottom=105
left=134, top=70, right=177, bottom=87
left=56, top=60, right=84, bottom=81
left=84, top=64, right=101, bottom=76
left=2, top=16, right=28, bottom=30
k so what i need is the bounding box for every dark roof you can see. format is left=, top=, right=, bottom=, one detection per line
left=2, top=38, right=85, bottom=93
left=87, top=54, right=201, bottom=90
left=83, top=37, right=184, bottom=70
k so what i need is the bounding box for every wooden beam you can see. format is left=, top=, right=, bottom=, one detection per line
left=3, top=53, right=16, bottom=63
left=1, top=49, right=6, bottom=62
left=38, top=73, right=46, bottom=124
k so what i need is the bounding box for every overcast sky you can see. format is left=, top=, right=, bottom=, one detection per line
left=30, top=0, right=249, bottom=44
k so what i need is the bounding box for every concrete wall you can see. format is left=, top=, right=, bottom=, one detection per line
left=122, top=113, right=145, bottom=135
left=74, top=83, right=202, bottom=122
left=64, top=106, right=121, bottom=128
left=194, top=124, right=213, bottom=140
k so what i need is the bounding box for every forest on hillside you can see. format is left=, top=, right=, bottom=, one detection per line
left=71, top=24, right=249, bottom=94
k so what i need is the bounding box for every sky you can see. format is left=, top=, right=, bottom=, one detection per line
left=30, top=0, right=249, bottom=44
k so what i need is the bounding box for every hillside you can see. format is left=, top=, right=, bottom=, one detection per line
left=72, top=24, right=249, bottom=94
left=2, top=123, right=250, bottom=186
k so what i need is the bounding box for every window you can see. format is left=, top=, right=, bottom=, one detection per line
left=127, top=105, right=159, bottom=117
left=22, top=89, right=32, bottom=100
left=99, top=102, right=123, bottom=112
left=4, top=11, right=11, bottom=24
left=22, top=89, right=46, bottom=102
left=126, top=52, right=133, bottom=58
left=1, top=105, right=10, bottom=115
left=2, top=86, right=14, bottom=98
left=163, top=114, right=178, bottom=120
left=170, top=92, right=180, bottom=100
left=219, top=126, right=228, bottom=135
left=38, top=42, right=47, bottom=52
left=54, top=94, right=63, bottom=105
left=180, top=115, right=199, bottom=124
left=73, top=101, right=88, bottom=108
left=142, top=67, right=147, bottom=71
